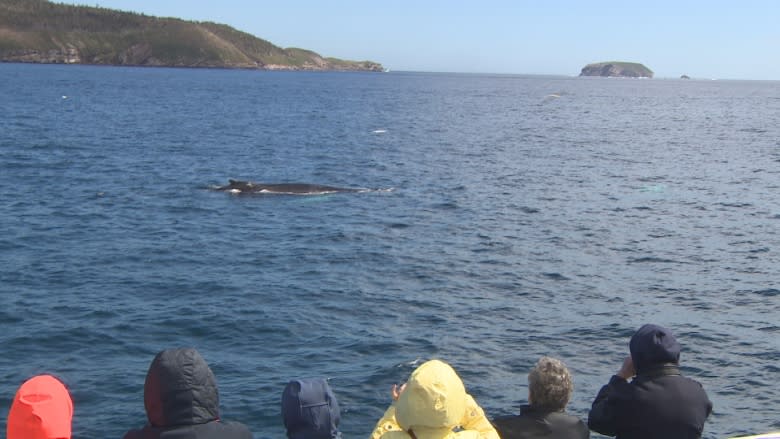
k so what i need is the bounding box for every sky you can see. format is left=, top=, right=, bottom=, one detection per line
left=75, top=0, right=780, bottom=80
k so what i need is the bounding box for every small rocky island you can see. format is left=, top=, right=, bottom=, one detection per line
left=579, top=61, right=653, bottom=78
left=0, top=0, right=384, bottom=71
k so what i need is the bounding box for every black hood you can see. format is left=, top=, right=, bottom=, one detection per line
left=282, top=378, right=341, bottom=439
left=143, top=348, right=220, bottom=428
left=629, top=324, right=681, bottom=373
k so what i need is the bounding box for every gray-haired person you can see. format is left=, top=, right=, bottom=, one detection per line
left=492, top=356, right=589, bottom=439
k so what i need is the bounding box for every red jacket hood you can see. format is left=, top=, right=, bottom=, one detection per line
left=7, top=374, right=73, bottom=439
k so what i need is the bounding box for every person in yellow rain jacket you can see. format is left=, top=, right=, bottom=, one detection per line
left=370, top=359, right=499, bottom=439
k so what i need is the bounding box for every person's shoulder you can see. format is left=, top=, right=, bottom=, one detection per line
left=673, top=374, right=709, bottom=392
left=546, top=411, right=589, bottom=437
left=120, top=427, right=146, bottom=439
left=549, top=411, right=587, bottom=424
left=492, top=414, right=521, bottom=428
left=568, top=413, right=591, bottom=438
left=491, top=414, right=535, bottom=439
left=178, top=420, right=253, bottom=439
left=680, top=375, right=712, bottom=405
left=491, top=414, right=522, bottom=427
left=216, top=420, right=253, bottom=438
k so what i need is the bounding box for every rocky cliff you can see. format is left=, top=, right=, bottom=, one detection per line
left=579, top=61, right=653, bottom=78
left=0, top=0, right=384, bottom=72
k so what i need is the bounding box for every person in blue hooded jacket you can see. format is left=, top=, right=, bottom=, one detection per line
left=282, top=378, right=342, bottom=439
left=587, top=324, right=712, bottom=439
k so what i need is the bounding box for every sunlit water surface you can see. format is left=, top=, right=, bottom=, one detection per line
left=1, top=64, right=779, bottom=438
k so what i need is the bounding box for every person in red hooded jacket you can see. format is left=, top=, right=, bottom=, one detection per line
left=7, top=374, right=74, bottom=439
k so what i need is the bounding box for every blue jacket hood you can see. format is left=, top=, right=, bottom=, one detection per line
left=282, top=378, right=341, bottom=439
left=629, top=324, right=681, bottom=373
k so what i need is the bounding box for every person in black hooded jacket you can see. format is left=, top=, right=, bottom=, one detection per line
left=122, top=347, right=253, bottom=439
left=587, top=324, right=713, bottom=439
left=282, top=377, right=342, bottom=439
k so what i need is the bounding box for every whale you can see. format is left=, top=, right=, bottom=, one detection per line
left=212, top=179, right=364, bottom=195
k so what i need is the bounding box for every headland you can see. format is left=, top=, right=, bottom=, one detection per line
left=0, top=0, right=384, bottom=72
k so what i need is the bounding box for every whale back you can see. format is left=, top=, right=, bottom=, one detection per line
left=215, top=180, right=362, bottom=195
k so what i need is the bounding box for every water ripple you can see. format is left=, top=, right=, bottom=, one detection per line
left=1, top=66, right=779, bottom=439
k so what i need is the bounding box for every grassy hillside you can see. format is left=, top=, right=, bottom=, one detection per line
left=0, top=0, right=384, bottom=71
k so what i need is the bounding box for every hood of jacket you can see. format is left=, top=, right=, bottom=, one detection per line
left=629, top=324, right=681, bottom=373
left=282, top=378, right=341, bottom=439
left=143, top=348, right=220, bottom=428
left=7, top=374, right=73, bottom=439
left=395, top=360, right=467, bottom=439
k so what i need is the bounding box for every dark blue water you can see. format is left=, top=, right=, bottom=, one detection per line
left=1, top=63, right=779, bottom=439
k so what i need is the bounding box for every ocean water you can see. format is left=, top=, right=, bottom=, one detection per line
left=1, top=63, right=779, bottom=439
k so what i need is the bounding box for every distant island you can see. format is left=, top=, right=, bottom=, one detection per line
left=0, top=0, right=384, bottom=72
left=579, top=61, right=654, bottom=78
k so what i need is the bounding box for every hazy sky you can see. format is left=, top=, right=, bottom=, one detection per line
left=80, top=1, right=779, bottom=80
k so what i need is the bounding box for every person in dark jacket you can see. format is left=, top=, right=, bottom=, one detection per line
left=282, top=377, right=342, bottom=439
left=122, top=347, right=253, bottom=439
left=492, top=356, right=589, bottom=439
left=587, top=324, right=712, bottom=439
